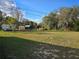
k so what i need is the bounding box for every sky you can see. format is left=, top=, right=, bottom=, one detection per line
left=15, top=0, right=79, bottom=23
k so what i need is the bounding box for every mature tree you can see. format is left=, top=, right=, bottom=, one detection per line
left=0, top=11, right=3, bottom=29
left=42, top=12, right=57, bottom=30
left=0, top=11, right=3, bottom=24
left=5, top=16, right=16, bottom=25
left=42, top=6, right=79, bottom=31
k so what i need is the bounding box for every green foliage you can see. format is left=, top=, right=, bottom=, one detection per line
left=5, top=16, right=16, bottom=25
left=42, top=6, right=79, bottom=31
left=0, top=11, right=3, bottom=25
left=42, top=13, right=57, bottom=30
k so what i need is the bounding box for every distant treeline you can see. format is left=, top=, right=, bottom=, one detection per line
left=0, top=11, right=37, bottom=31
left=41, top=6, right=79, bottom=31
left=0, top=6, right=79, bottom=31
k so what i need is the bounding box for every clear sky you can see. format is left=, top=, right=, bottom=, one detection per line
left=15, top=0, right=79, bottom=23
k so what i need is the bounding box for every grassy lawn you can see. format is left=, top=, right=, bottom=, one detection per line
left=0, top=37, right=79, bottom=59
left=0, top=31, right=79, bottom=48
left=0, top=31, right=79, bottom=59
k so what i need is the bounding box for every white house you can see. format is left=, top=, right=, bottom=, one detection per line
left=1, top=24, right=11, bottom=31
left=25, top=25, right=30, bottom=28
left=18, top=26, right=25, bottom=31
left=1, top=24, right=16, bottom=31
left=18, top=25, right=31, bottom=31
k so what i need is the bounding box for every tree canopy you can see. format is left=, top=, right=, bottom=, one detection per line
left=42, top=6, right=79, bottom=31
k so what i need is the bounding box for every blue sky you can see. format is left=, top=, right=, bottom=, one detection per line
left=15, top=0, right=79, bottom=23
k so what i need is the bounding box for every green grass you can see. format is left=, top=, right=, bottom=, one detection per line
left=0, top=37, right=79, bottom=59
left=0, top=31, right=79, bottom=59
left=0, top=31, right=79, bottom=48
left=0, top=37, right=40, bottom=59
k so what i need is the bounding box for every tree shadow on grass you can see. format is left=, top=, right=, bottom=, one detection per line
left=0, top=37, right=79, bottom=59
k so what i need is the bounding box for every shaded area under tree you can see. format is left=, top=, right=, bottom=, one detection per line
left=0, top=37, right=79, bottom=59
